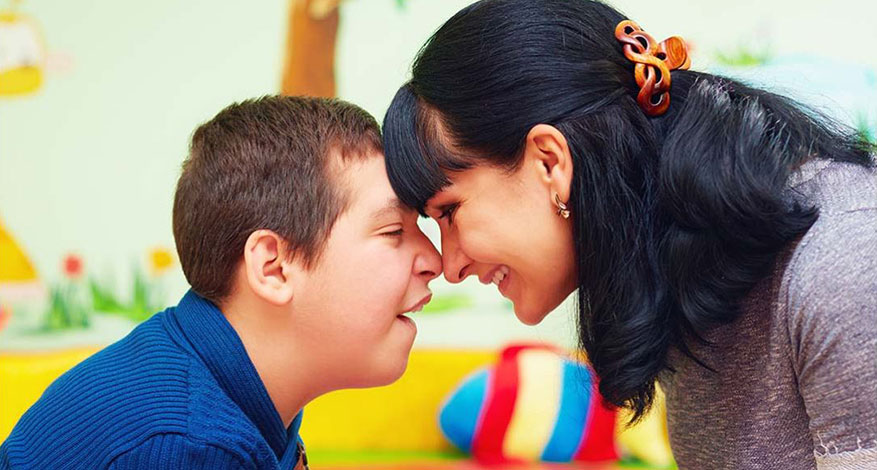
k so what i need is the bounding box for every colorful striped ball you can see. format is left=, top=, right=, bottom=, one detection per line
left=439, top=344, right=618, bottom=464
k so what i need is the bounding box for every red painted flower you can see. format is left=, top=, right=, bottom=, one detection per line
left=63, top=253, right=84, bottom=279
left=0, top=304, right=10, bottom=332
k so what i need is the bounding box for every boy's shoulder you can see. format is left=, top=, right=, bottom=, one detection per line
left=0, top=309, right=267, bottom=469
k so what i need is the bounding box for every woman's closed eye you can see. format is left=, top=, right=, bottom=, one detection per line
left=438, top=203, right=459, bottom=225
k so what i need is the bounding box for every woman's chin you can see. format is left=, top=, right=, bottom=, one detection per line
left=511, top=292, right=569, bottom=325
left=512, top=302, right=550, bottom=326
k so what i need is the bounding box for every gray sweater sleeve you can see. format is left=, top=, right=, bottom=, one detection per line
left=786, top=208, right=877, bottom=470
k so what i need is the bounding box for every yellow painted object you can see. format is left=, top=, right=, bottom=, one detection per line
left=148, top=247, right=175, bottom=277
left=301, top=349, right=496, bottom=451
left=0, top=348, right=99, bottom=440
left=0, top=348, right=496, bottom=447
left=0, top=219, right=38, bottom=283
left=616, top=385, right=675, bottom=468
left=0, top=10, right=45, bottom=97
left=0, top=218, right=44, bottom=304
left=1, top=347, right=674, bottom=467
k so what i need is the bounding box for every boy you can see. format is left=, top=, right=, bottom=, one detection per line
left=0, top=96, right=442, bottom=469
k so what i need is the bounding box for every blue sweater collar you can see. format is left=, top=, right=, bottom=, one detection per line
left=172, top=290, right=303, bottom=464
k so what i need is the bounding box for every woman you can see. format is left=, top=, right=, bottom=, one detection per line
left=382, top=0, right=877, bottom=468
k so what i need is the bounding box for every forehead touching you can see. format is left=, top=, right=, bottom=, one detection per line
left=382, top=89, right=478, bottom=215
left=330, top=148, right=414, bottom=224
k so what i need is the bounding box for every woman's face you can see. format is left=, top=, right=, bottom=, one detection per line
left=422, top=126, right=578, bottom=325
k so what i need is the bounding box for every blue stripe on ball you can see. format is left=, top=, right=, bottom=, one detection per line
left=541, top=361, right=593, bottom=462
left=439, top=368, right=490, bottom=453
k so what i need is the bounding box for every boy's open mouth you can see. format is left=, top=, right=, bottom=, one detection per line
left=399, top=293, right=432, bottom=318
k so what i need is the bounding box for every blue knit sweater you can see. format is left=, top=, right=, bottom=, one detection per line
left=0, top=291, right=305, bottom=469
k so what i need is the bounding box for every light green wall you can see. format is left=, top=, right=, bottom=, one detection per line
left=1, top=0, right=875, bottom=348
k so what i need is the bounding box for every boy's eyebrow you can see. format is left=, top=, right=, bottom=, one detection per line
left=371, top=197, right=412, bottom=219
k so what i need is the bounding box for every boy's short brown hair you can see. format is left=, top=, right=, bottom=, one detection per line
left=173, top=96, right=382, bottom=303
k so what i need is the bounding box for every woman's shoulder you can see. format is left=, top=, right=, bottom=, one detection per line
left=782, top=158, right=875, bottom=288
left=779, top=159, right=876, bottom=330
left=773, top=160, right=877, bottom=467
left=787, top=158, right=877, bottom=215
left=784, top=207, right=876, bottom=301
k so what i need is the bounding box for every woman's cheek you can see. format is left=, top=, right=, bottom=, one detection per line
left=456, top=228, right=492, bottom=263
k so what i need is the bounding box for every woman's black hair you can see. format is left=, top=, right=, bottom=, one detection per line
left=383, top=0, right=874, bottom=421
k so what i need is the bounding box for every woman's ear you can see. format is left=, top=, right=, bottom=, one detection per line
left=524, top=124, right=574, bottom=203
left=242, top=230, right=299, bottom=306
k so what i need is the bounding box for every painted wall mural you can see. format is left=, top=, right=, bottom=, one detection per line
left=0, top=0, right=44, bottom=96
left=0, top=1, right=875, bottom=465
left=0, top=0, right=874, bottom=352
left=0, top=0, right=46, bottom=97
left=282, top=0, right=341, bottom=97
left=0, top=218, right=44, bottom=335
left=281, top=0, right=408, bottom=98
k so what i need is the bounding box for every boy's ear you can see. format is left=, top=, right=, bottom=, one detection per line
left=524, top=124, right=573, bottom=204
left=242, top=230, right=300, bottom=306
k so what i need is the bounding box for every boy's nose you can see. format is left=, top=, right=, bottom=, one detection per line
left=415, top=234, right=442, bottom=282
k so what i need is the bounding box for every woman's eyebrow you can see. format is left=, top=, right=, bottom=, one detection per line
left=424, top=191, right=453, bottom=213
left=428, top=194, right=458, bottom=213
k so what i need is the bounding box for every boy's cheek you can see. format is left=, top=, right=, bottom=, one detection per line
left=316, top=322, right=412, bottom=387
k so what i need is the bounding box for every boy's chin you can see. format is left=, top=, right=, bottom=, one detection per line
left=352, top=355, right=411, bottom=389
left=355, top=342, right=415, bottom=388
left=342, top=326, right=416, bottom=389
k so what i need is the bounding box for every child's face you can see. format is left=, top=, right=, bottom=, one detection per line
left=291, top=152, right=442, bottom=388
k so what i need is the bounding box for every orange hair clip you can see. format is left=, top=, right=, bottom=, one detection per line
left=615, top=20, right=690, bottom=116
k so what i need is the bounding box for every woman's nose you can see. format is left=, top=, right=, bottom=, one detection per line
left=441, top=234, right=473, bottom=284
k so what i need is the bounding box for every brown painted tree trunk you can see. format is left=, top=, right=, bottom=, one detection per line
left=280, top=0, right=339, bottom=98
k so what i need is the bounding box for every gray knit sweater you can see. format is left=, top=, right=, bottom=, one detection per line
left=659, top=159, right=877, bottom=470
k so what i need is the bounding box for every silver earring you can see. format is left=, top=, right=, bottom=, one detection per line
left=554, top=193, right=570, bottom=219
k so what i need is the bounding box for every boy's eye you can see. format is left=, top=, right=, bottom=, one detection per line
left=381, top=228, right=404, bottom=237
